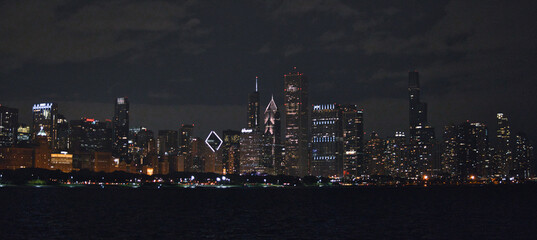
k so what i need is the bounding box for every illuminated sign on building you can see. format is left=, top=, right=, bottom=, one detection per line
left=205, top=131, right=223, bottom=152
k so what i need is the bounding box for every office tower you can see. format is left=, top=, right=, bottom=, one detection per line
left=311, top=104, right=343, bottom=177
left=56, top=114, right=69, bottom=152
left=157, top=130, right=179, bottom=156
left=190, top=137, right=204, bottom=172
left=365, top=132, right=386, bottom=175
left=247, top=77, right=261, bottom=131
left=129, top=127, right=153, bottom=165
left=442, top=122, right=489, bottom=178
left=496, top=112, right=511, bottom=175
left=0, top=105, right=18, bottom=147
left=283, top=68, right=310, bottom=176
left=385, top=132, right=408, bottom=177
left=262, top=96, right=282, bottom=175
left=179, top=124, right=194, bottom=156
left=511, top=132, right=533, bottom=178
left=113, top=97, right=129, bottom=163
left=32, top=102, right=58, bottom=149
left=69, top=118, right=113, bottom=153
left=222, top=129, right=241, bottom=174
left=341, top=105, right=364, bottom=177
left=240, top=128, right=262, bottom=173
left=408, top=71, right=435, bottom=177
left=17, top=124, right=31, bottom=145
left=180, top=124, right=194, bottom=171
left=442, top=124, right=458, bottom=176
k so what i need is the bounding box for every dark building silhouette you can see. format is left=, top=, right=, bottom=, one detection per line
left=311, top=104, right=343, bottom=177
left=56, top=114, right=69, bottom=152
left=157, top=130, right=179, bottom=156
left=408, top=71, right=435, bottom=177
left=69, top=118, right=113, bottom=153
left=0, top=105, right=18, bottom=147
left=113, top=97, right=129, bottom=163
left=284, top=68, right=310, bottom=176
left=341, top=105, right=364, bottom=177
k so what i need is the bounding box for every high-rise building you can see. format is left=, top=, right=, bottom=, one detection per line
left=179, top=124, right=194, bottom=156
left=69, top=118, right=113, bottom=153
left=222, top=129, right=241, bottom=174
left=32, top=102, right=58, bottom=149
left=129, top=127, right=153, bottom=165
left=511, top=132, right=533, bottom=178
left=247, top=77, right=261, bottom=131
left=311, top=104, right=343, bottom=177
left=157, top=130, right=179, bottom=156
left=56, top=114, right=69, bottom=152
left=385, top=132, right=408, bottom=177
left=262, top=96, right=282, bottom=175
left=240, top=128, right=262, bottom=174
left=442, top=122, right=489, bottom=178
left=113, top=97, right=129, bottom=163
left=365, top=132, right=386, bottom=175
left=17, top=124, right=31, bottom=145
left=283, top=68, right=310, bottom=176
left=496, top=112, right=511, bottom=175
left=0, top=105, right=18, bottom=147
left=179, top=124, right=194, bottom=170
left=408, top=71, right=435, bottom=177
left=341, top=105, right=364, bottom=177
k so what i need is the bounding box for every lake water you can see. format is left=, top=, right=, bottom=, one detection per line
left=0, top=185, right=536, bottom=239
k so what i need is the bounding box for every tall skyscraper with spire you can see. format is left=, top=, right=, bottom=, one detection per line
left=284, top=68, right=310, bottom=176
left=113, top=97, right=129, bottom=163
left=408, top=71, right=435, bottom=177
left=262, top=95, right=282, bottom=174
left=247, top=77, right=261, bottom=131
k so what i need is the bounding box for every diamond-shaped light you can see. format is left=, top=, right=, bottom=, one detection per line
left=205, top=131, right=223, bottom=152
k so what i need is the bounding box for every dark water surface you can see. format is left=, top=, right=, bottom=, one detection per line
left=1, top=185, right=536, bottom=239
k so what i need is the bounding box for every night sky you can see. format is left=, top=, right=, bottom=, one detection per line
left=1, top=0, right=537, bottom=141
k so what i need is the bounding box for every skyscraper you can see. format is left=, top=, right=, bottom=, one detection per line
left=262, top=96, right=282, bottom=175
left=157, top=130, right=179, bottom=156
left=284, top=68, right=309, bottom=176
left=512, top=132, right=533, bottom=178
left=113, top=97, right=129, bottom=163
left=240, top=128, right=262, bottom=173
left=385, top=132, right=408, bottom=177
left=32, top=102, right=58, bottom=149
left=179, top=124, right=194, bottom=171
left=0, top=105, right=18, bottom=147
left=408, top=71, right=435, bottom=177
left=247, top=77, right=261, bottom=131
left=69, top=118, right=113, bottom=153
left=341, top=105, right=364, bottom=177
left=311, top=104, right=343, bottom=177
left=496, top=112, right=511, bottom=175
left=222, top=129, right=241, bottom=174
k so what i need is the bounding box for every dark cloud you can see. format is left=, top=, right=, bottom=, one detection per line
left=1, top=0, right=537, bottom=141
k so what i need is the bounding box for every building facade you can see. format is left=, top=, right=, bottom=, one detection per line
left=283, top=68, right=310, bottom=176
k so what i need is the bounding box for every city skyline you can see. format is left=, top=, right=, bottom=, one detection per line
left=1, top=1, right=537, bottom=142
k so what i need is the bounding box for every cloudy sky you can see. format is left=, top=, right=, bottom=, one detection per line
left=1, top=0, right=537, bottom=141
